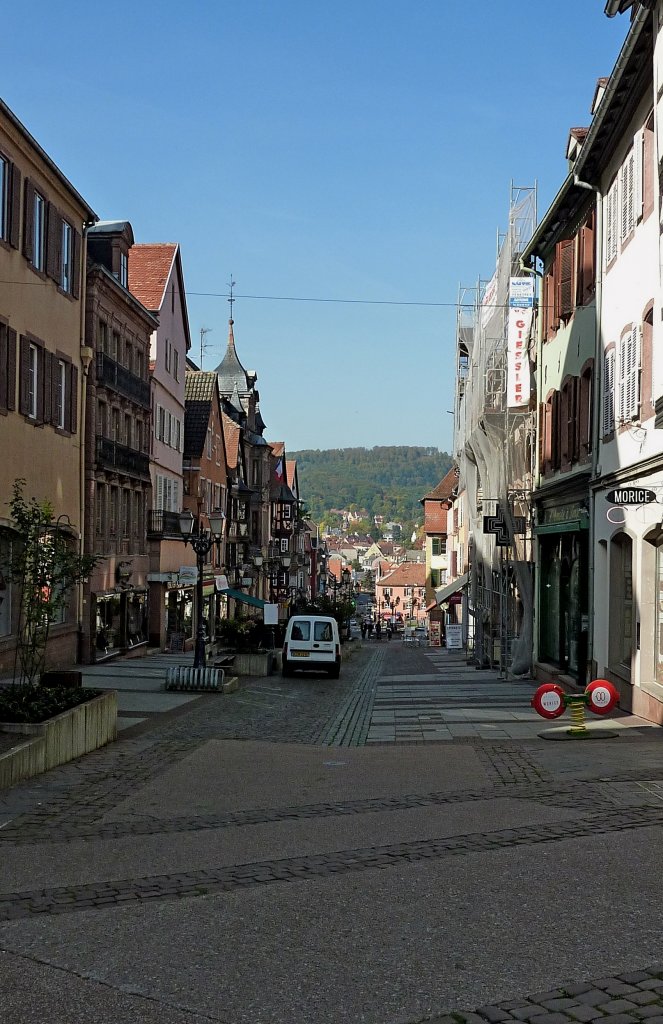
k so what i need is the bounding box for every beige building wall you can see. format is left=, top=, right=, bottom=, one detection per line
left=0, top=101, right=96, bottom=673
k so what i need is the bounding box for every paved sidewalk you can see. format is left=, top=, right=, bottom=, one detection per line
left=1, top=642, right=663, bottom=1023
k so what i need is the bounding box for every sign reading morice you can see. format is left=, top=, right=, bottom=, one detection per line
left=606, top=488, right=657, bottom=505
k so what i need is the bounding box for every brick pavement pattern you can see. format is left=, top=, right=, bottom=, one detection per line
left=2, top=640, right=663, bottom=1024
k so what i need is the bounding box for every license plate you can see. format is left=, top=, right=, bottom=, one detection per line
left=292, top=651, right=309, bottom=657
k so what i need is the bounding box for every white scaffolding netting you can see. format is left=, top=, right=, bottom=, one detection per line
left=454, top=187, right=537, bottom=675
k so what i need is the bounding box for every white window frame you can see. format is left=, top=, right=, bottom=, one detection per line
left=619, top=325, right=641, bottom=422
left=61, top=221, right=72, bottom=293
left=119, top=251, right=128, bottom=288
left=605, top=178, right=619, bottom=266
left=28, top=343, right=38, bottom=419
left=55, top=359, right=66, bottom=429
left=33, top=192, right=46, bottom=271
left=280, top=537, right=289, bottom=553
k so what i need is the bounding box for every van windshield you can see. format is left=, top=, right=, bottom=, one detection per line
left=314, top=622, right=333, bottom=641
left=291, top=622, right=310, bottom=641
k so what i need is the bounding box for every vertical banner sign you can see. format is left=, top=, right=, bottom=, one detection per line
left=507, top=277, right=533, bottom=409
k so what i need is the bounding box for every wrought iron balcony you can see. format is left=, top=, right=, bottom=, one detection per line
left=147, top=510, right=185, bottom=539
left=96, top=436, right=150, bottom=479
left=97, top=352, right=151, bottom=408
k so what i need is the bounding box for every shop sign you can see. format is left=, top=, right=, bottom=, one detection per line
left=507, top=277, right=533, bottom=409
left=178, top=566, right=199, bottom=585
left=215, top=575, right=229, bottom=591
left=605, top=488, right=657, bottom=505
left=540, top=503, right=588, bottom=526
left=430, top=621, right=442, bottom=647
left=446, top=624, right=463, bottom=649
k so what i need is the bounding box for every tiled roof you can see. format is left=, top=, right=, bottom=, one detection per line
left=376, top=562, right=426, bottom=587
left=184, top=371, right=217, bottom=458
left=222, top=411, right=241, bottom=471
left=269, top=441, right=285, bottom=457
left=421, top=467, right=457, bottom=503
left=286, top=459, right=296, bottom=488
left=128, top=243, right=177, bottom=311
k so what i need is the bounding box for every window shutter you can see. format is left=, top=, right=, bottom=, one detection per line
left=35, top=347, right=44, bottom=424
left=69, top=364, right=78, bottom=434
left=624, top=325, right=640, bottom=420
left=634, top=130, right=644, bottom=223
left=46, top=203, right=61, bottom=283
left=50, top=355, right=60, bottom=425
left=0, top=325, right=7, bottom=411
left=42, top=351, right=53, bottom=425
left=605, top=189, right=613, bottom=264
left=559, top=239, right=574, bottom=319
left=172, top=479, right=179, bottom=513
left=156, top=474, right=163, bottom=511
left=22, top=180, right=34, bottom=263
left=71, top=229, right=81, bottom=298
left=6, top=328, right=16, bottom=411
left=620, top=156, right=633, bottom=240
left=603, top=351, right=615, bottom=434
left=9, top=163, right=20, bottom=250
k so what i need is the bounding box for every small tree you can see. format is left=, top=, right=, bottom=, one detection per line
left=6, top=479, right=100, bottom=687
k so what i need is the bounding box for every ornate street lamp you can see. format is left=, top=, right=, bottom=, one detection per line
left=178, top=508, right=225, bottom=668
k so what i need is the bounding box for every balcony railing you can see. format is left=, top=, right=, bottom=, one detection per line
left=96, top=436, right=150, bottom=479
left=147, top=510, right=184, bottom=539
left=97, top=352, right=151, bottom=408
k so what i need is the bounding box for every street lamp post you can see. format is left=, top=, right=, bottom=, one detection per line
left=178, top=509, right=225, bottom=668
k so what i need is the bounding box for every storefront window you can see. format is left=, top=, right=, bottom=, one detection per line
left=166, top=589, right=194, bottom=645
left=610, top=532, right=633, bottom=674
left=656, top=543, right=663, bottom=685
left=127, top=592, right=148, bottom=647
left=96, top=594, right=122, bottom=655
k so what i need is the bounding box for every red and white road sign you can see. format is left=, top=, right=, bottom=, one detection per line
left=585, top=679, right=619, bottom=716
left=531, top=683, right=566, bottom=720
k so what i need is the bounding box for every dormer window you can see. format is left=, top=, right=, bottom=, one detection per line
left=120, top=250, right=128, bottom=288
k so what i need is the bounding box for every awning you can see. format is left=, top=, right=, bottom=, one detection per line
left=430, top=572, right=469, bottom=609
left=219, top=588, right=267, bottom=609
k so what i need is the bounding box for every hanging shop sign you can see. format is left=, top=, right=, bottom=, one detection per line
left=507, top=277, right=533, bottom=409
left=605, top=488, right=657, bottom=505
left=178, top=566, right=199, bottom=586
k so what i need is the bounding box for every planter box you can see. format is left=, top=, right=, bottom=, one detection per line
left=232, top=651, right=274, bottom=676
left=0, top=690, right=118, bottom=790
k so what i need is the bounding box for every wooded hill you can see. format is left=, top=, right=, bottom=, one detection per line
left=290, top=447, right=453, bottom=533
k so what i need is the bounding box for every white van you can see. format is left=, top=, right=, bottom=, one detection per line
left=282, top=615, right=341, bottom=678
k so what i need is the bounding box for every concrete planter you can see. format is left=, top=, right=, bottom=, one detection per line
left=232, top=651, right=274, bottom=676
left=0, top=690, right=118, bottom=790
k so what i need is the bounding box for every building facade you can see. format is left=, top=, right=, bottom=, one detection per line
left=0, top=99, right=96, bottom=675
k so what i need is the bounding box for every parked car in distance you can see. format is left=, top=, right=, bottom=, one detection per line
left=282, top=615, right=341, bottom=678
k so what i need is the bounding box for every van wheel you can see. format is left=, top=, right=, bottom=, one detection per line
left=282, top=662, right=292, bottom=678
left=328, top=665, right=340, bottom=679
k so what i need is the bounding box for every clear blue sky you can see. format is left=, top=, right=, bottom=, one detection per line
left=4, top=1, right=628, bottom=453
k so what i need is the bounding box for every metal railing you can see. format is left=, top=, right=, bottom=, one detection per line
left=97, top=352, right=150, bottom=408
left=147, top=510, right=184, bottom=539
left=96, top=436, right=150, bottom=479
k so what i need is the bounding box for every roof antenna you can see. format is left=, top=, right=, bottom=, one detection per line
left=228, top=275, right=236, bottom=321
left=199, top=326, right=212, bottom=370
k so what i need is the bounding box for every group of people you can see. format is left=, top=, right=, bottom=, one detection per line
left=360, top=619, right=393, bottom=641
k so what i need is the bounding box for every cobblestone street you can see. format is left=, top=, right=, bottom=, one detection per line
left=2, top=641, right=663, bottom=1023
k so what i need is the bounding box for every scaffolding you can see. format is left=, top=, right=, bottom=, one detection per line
left=453, top=184, right=537, bottom=677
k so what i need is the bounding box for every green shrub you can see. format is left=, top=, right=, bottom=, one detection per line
left=0, top=685, right=103, bottom=724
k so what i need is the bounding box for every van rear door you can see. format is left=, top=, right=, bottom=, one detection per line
left=313, top=620, right=335, bottom=661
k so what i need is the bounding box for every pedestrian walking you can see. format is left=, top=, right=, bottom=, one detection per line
left=375, top=620, right=382, bottom=640
left=360, top=621, right=367, bottom=640
left=386, top=623, right=393, bottom=641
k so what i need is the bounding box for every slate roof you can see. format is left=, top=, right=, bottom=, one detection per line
left=128, top=243, right=177, bottom=311
left=184, top=371, right=218, bottom=458
left=215, top=320, right=250, bottom=397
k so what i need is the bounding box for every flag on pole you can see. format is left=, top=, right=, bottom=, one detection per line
left=275, top=458, right=284, bottom=481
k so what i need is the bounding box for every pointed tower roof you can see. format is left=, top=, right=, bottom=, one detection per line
left=214, top=319, right=250, bottom=397
left=229, top=382, right=245, bottom=416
